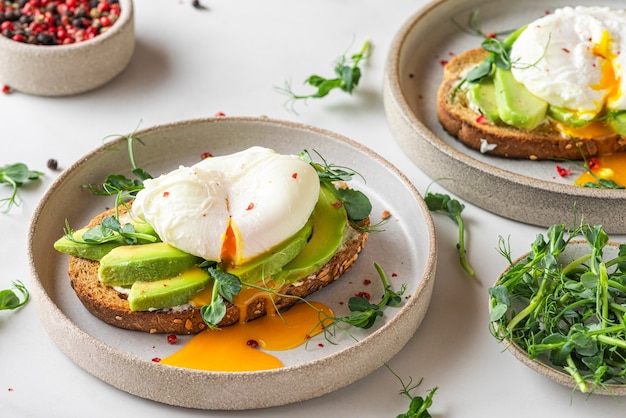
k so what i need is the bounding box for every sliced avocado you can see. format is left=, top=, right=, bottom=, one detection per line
left=273, top=183, right=347, bottom=284
left=493, top=67, right=548, bottom=130
left=548, top=105, right=591, bottom=128
left=53, top=220, right=160, bottom=261
left=128, top=266, right=211, bottom=311
left=98, top=242, right=203, bottom=286
left=608, top=111, right=626, bottom=135
left=468, top=79, right=501, bottom=123
left=226, top=217, right=313, bottom=284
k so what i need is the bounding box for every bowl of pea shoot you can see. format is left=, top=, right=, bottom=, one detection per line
left=489, top=222, right=626, bottom=396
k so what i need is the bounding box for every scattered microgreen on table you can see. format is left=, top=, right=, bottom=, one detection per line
left=424, top=189, right=475, bottom=278
left=490, top=223, right=626, bottom=393
left=0, top=281, right=29, bottom=311
left=388, top=367, right=437, bottom=418
left=0, top=163, right=44, bottom=213
left=278, top=40, right=371, bottom=110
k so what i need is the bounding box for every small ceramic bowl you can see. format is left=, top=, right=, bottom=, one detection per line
left=491, top=240, right=626, bottom=396
left=0, top=0, right=134, bottom=96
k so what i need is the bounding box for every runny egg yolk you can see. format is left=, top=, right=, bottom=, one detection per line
left=554, top=120, right=615, bottom=139
left=591, top=30, right=621, bottom=108
left=555, top=30, right=623, bottom=139
left=220, top=221, right=238, bottom=269
left=159, top=301, right=334, bottom=372
left=575, top=153, right=626, bottom=187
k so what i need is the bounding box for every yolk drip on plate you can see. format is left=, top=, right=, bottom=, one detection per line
left=160, top=301, right=334, bottom=372
left=575, top=153, right=626, bottom=187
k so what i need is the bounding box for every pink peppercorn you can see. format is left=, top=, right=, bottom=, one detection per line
left=0, top=0, right=121, bottom=45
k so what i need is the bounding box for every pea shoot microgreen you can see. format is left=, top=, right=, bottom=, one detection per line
left=328, top=263, right=405, bottom=332
left=423, top=187, right=475, bottom=278
left=64, top=133, right=155, bottom=246
left=82, top=132, right=152, bottom=199
left=0, top=281, right=30, bottom=311
left=0, top=163, right=44, bottom=213
left=278, top=40, right=371, bottom=111
left=490, top=223, right=626, bottom=393
left=388, top=367, right=437, bottom=418
left=451, top=25, right=527, bottom=101
left=452, top=10, right=514, bottom=40
left=300, top=149, right=384, bottom=232
left=62, top=216, right=158, bottom=246
left=198, top=265, right=243, bottom=329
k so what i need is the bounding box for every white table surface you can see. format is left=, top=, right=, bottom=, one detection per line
left=2, top=0, right=625, bottom=417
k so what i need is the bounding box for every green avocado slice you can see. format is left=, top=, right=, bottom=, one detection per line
left=273, top=183, right=348, bottom=284
left=128, top=266, right=211, bottom=311
left=98, top=242, right=203, bottom=286
left=494, top=67, right=548, bottom=130
left=226, top=217, right=313, bottom=284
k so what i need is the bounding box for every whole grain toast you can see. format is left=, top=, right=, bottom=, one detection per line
left=436, top=48, right=626, bottom=160
left=67, top=208, right=369, bottom=334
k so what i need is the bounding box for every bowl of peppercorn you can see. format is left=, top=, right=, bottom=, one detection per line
left=0, top=0, right=134, bottom=96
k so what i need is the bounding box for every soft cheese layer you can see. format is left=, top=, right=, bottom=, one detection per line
left=511, top=6, right=626, bottom=120
left=132, top=147, right=320, bottom=264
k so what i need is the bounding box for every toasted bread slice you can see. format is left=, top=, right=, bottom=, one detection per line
left=67, top=208, right=368, bottom=334
left=437, top=48, right=626, bottom=160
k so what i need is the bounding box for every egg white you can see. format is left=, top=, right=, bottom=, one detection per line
left=132, top=147, right=321, bottom=264
left=510, top=6, right=626, bottom=119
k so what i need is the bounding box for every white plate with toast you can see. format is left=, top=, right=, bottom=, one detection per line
left=27, top=117, right=437, bottom=410
left=384, top=0, right=626, bottom=233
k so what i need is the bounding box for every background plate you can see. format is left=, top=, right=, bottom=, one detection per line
left=384, top=0, right=626, bottom=233
left=27, top=117, right=437, bottom=410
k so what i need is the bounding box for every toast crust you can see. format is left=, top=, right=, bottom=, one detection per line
left=436, top=49, right=626, bottom=160
left=67, top=208, right=369, bottom=334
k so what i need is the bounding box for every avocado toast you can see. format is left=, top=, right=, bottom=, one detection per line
left=437, top=7, right=626, bottom=160
left=54, top=147, right=371, bottom=334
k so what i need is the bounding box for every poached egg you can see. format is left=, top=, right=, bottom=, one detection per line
left=510, top=6, right=626, bottom=136
left=131, top=147, right=320, bottom=266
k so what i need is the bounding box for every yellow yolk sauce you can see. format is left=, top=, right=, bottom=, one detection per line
left=555, top=121, right=616, bottom=140
left=592, top=30, right=621, bottom=109
left=160, top=301, right=334, bottom=372
left=575, top=153, right=626, bottom=187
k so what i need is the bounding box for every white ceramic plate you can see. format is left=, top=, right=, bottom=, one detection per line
left=493, top=240, right=626, bottom=396
left=28, top=117, right=437, bottom=410
left=384, top=0, right=626, bottom=234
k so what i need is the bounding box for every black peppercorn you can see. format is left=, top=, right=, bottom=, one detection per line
left=47, top=159, right=58, bottom=171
